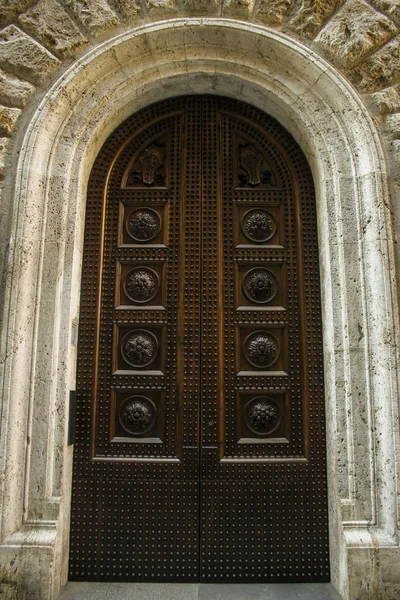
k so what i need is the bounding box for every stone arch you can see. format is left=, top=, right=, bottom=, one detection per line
left=0, top=19, right=398, bottom=600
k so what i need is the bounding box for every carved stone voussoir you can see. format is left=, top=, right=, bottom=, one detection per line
left=369, top=84, right=400, bottom=115
left=180, top=0, right=221, bottom=15
left=144, top=0, right=179, bottom=18
left=352, top=37, right=400, bottom=93
left=0, top=68, right=34, bottom=107
left=222, top=0, right=254, bottom=19
left=315, top=0, right=398, bottom=68
left=64, top=0, right=120, bottom=34
left=113, top=0, right=143, bottom=21
left=0, top=105, right=20, bottom=136
left=254, top=0, right=294, bottom=27
left=287, top=0, right=346, bottom=38
left=0, top=25, right=60, bottom=86
left=0, top=135, right=10, bottom=177
left=0, top=0, right=36, bottom=28
left=18, top=0, right=87, bottom=57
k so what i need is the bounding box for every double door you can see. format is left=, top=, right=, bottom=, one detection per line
left=69, top=96, right=329, bottom=582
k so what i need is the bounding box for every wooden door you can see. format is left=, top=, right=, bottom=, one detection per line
left=69, top=96, right=329, bottom=582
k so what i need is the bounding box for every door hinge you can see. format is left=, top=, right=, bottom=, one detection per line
left=68, top=390, right=77, bottom=446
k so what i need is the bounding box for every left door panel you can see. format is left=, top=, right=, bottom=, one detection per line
left=69, top=99, right=201, bottom=581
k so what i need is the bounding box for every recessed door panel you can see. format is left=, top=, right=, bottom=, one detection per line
left=69, top=96, right=329, bottom=583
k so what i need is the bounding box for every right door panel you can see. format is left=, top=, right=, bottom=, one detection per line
left=199, top=97, right=329, bottom=582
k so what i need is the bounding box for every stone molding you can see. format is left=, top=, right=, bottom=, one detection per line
left=0, top=16, right=399, bottom=600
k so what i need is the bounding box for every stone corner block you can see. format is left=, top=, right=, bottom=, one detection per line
left=18, top=0, right=87, bottom=58
left=0, top=25, right=60, bottom=86
left=315, top=0, right=398, bottom=68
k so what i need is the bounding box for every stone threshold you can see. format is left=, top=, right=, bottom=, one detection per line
left=58, top=582, right=343, bottom=600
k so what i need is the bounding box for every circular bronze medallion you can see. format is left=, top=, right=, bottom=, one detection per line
left=244, top=330, right=279, bottom=368
left=121, top=329, right=158, bottom=368
left=126, top=208, right=161, bottom=242
left=241, top=208, right=276, bottom=242
left=119, top=395, right=157, bottom=436
left=244, top=396, right=280, bottom=435
left=124, top=267, right=159, bottom=303
left=242, top=267, right=278, bottom=304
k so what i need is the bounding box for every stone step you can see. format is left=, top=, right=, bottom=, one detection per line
left=58, top=582, right=343, bottom=600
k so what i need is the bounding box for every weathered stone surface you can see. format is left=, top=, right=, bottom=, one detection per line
left=63, top=0, right=120, bottom=34
left=391, top=139, right=400, bottom=173
left=369, top=84, right=400, bottom=114
left=0, top=105, right=20, bottom=136
left=370, top=0, right=400, bottom=25
left=353, top=36, right=400, bottom=93
left=0, top=0, right=36, bottom=28
left=18, top=0, right=87, bottom=57
left=0, top=69, right=34, bottom=108
left=180, top=0, right=221, bottom=15
left=381, top=112, right=400, bottom=143
left=113, top=0, right=142, bottom=21
left=222, top=0, right=255, bottom=18
left=315, top=0, right=398, bottom=68
left=254, top=0, right=294, bottom=27
left=144, top=0, right=179, bottom=18
left=0, top=135, right=9, bottom=177
left=288, top=0, right=345, bottom=38
left=0, top=26, right=60, bottom=86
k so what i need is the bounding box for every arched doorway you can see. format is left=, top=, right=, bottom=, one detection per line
left=69, top=95, right=329, bottom=582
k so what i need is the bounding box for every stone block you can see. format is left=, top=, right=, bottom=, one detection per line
left=353, top=37, right=400, bottom=93
left=381, top=112, right=400, bottom=139
left=0, top=105, right=20, bottom=136
left=180, top=0, right=221, bottom=15
left=370, top=0, right=400, bottom=25
left=63, top=0, right=120, bottom=34
left=390, top=139, right=400, bottom=178
left=382, top=585, right=400, bottom=600
left=143, top=0, right=179, bottom=18
left=0, top=69, right=34, bottom=108
left=18, top=0, right=87, bottom=58
left=222, top=0, right=255, bottom=18
left=254, top=0, right=294, bottom=27
left=368, top=84, right=400, bottom=114
left=0, top=135, right=9, bottom=177
left=288, top=0, right=345, bottom=38
left=315, top=0, right=398, bottom=68
left=0, top=25, right=60, bottom=86
left=0, top=582, right=18, bottom=600
left=0, top=0, right=35, bottom=28
left=113, top=0, right=142, bottom=21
